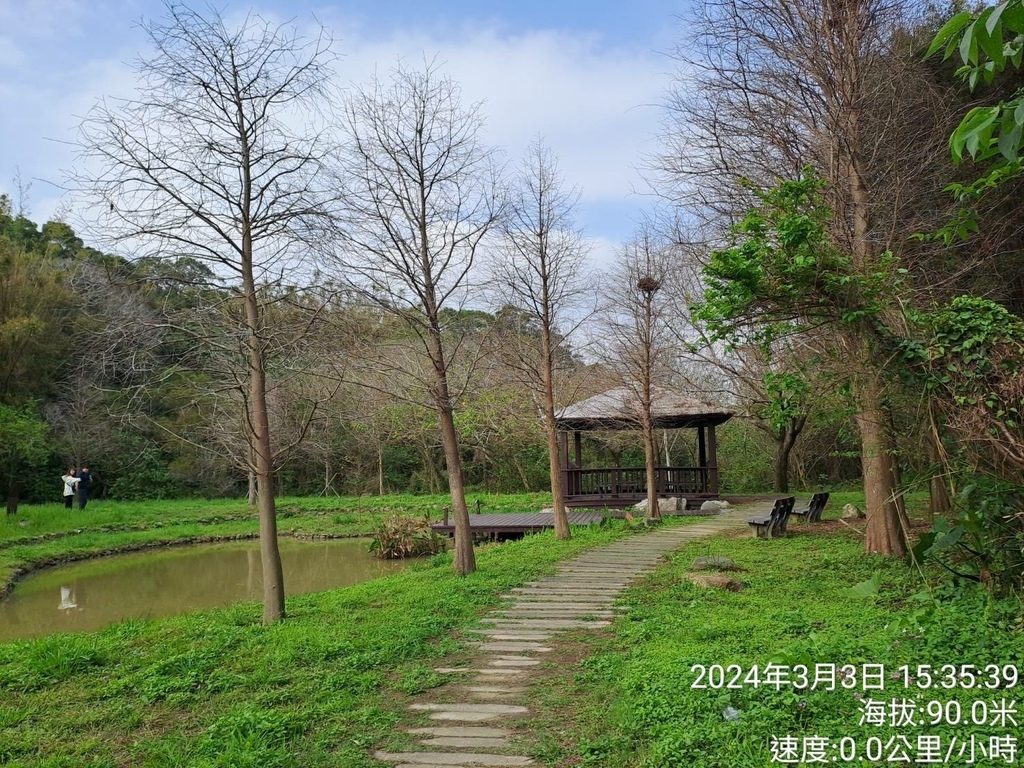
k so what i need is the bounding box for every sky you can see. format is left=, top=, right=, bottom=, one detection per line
left=0, top=0, right=692, bottom=263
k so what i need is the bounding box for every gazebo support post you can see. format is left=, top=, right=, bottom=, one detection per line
left=697, top=426, right=708, bottom=494
left=558, top=431, right=569, bottom=497
left=573, top=431, right=582, bottom=469
left=708, top=425, right=719, bottom=495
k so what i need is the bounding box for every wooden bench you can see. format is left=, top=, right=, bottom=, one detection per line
left=747, top=496, right=795, bottom=539
left=791, top=492, right=829, bottom=523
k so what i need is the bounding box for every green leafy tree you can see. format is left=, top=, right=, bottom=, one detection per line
left=0, top=238, right=77, bottom=404
left=0, top=404, right=49, bottom=514
left=694, top=170, right=909, bottom=555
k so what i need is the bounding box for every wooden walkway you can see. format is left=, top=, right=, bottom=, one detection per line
left=431, top=512, right=606, bottom=537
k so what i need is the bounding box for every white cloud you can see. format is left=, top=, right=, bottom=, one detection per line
left=2, top=7, right=667, bottom=255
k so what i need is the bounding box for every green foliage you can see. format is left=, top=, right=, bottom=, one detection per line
left=928, top=2, right=1024, bottom=160
left=693, top=171, right=899, bottom=346
left=912, top=480, right=1024, bottom=594
left=369, top=513, right=447, bottom=559
left=106, top=444, right=186, bottom=501
left=0, top=633, right=107, bottom=692
left=901, top=296, right=1024, bottom=484
left=0, top=404, right=49, bottom=504
left=928, top=2, right=1024, bottom=237
left=198, top=706, right=306, bottom=768
left=761, top=371, right=810, bottom=435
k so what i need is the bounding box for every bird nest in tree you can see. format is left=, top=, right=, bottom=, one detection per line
left=637, top=276, right=662, bottom=293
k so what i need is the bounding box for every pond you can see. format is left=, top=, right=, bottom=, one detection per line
left=0, top=538, right=410, bottom=642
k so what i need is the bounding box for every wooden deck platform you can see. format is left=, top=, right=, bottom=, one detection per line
left=431, top=511, right=606, bottom=539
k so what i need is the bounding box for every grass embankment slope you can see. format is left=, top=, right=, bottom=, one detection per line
left=0, top=492, right=550, bottom=595
left=527, top=505, right=1024, bottom=767
left=0, top=514, right=638, bottom=767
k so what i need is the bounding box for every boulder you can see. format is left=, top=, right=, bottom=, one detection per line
left=686, top=573, right=745, bottom=591
left=842, top=503, right=865, bottom=519
left=633, top=497, right=682, bottom=513
left=700, top=499, right=730, bottom=512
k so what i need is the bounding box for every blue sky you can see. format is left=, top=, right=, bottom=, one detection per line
left=0, top=0, right=691, bottom=261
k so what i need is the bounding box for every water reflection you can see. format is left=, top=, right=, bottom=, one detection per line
left=0, top=538, right=409, bottom=642
left=58, top=585, right=78, bottom=610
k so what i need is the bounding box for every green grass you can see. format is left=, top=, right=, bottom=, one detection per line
left=524, top=518, right=1024, bottom=767
left=0, top=492, right=552, bottom=592
left=0, top=516, right=647, bottom=767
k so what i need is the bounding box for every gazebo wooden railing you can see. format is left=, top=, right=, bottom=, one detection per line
left=554, top=386, right=734, bottom=509
left=562, top=466, right=717, bottom=508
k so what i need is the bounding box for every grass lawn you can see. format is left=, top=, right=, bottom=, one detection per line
left=4, top=489, right=1016, bottom=767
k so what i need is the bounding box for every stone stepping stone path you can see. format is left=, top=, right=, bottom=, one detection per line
left=372, top=506, right=759, bottom=767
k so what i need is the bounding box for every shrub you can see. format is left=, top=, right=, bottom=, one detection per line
left=369, top=513, right=447, bottom=559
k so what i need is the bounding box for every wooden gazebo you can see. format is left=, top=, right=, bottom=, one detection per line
left=555, top=386, right=734, bottom=508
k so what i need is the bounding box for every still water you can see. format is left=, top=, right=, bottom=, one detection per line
left=0, top=538, right=409, bottom=642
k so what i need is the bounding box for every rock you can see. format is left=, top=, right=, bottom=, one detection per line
left=633, top=497, right=681, bottom=513
left=700, top=499, right=730, bottom=512
left=692, top=556, right=735, bottom=571
left=686, top=573, right=745, bottom=591
left=842, top=503, right=865, bottom=519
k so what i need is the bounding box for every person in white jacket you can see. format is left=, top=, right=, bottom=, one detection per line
left=61, top=470, right=79, bottom=510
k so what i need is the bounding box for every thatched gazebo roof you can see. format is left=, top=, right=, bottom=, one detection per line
left=555, top=385, right=734, bottom=431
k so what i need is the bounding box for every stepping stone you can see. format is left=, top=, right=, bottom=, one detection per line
left=436, top=667, right=528, bottom=677
left=472, top=642, right=553, bottom=652
left=468, top=631, right=553, bottom=641
left=424, top=710, right=510, bottom=722
left=479, top=620, right=608, bottom=630
left=419, top=736, right=510, bottom=748
left=375, top=751, right=533, bottom=765
left=407, top=708, right=528, bottom=720
left=409, top=726, right=512, bottom=738
left=487, top=658, right=540, bottom=667
left=499, top=607, right=613, bottom=614
left=463, top=686, right=525, bottom=694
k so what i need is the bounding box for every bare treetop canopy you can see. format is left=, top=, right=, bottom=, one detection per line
left=555, top=386, right=734, bottom=432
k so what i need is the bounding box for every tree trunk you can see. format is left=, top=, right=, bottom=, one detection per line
left=643, top=417, right=660, bottom=521
left=774, top=434, right=792, bottom=493
left=773, top=416, right=806, bottom=493
left=541, top=326, right=570, bottom=539
left=427, top=326, right=476, bottom=575
left=856, top=366, right=906, bottom=557
left=435, top=394, right=476, bottom=575
left=377, top=443, right=385, bottom=496
left=247, top=471, right=257, bottom=506
left=927, top=406, right=951, bottom=520
left=242, top=221, right=285, bottom=624
left=6, top=480, right=19, bottom=515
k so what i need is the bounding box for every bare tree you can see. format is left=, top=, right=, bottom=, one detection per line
left=74, top=4, right=341, bottom=623
left=336, top=61, right=504, bottom=575
left=602, top=223, right=675, bottom=520
left=490, top=139, right=590, bottom=539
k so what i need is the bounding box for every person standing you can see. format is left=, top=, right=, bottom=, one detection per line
left=77, top=467, right=92, bottom=510
left=61, top=469, right=79, bottom=509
